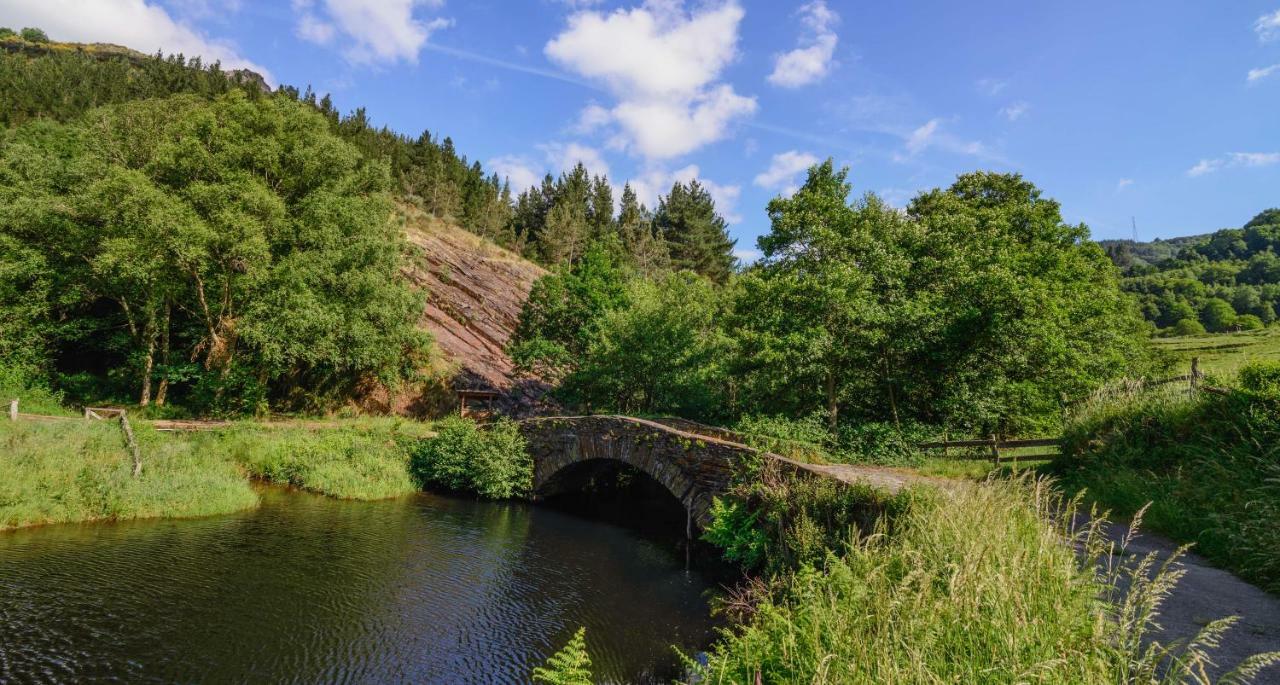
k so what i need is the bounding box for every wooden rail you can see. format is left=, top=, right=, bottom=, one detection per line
left=918, top=436, right=1061, bottom=464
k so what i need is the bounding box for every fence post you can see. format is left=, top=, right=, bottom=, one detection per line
left=119, top=411, right=142, bottom=477
left=990, top=434, right=1000, bottom=467
left=1190, top=357, right=1201, bottom=392
left=8, top=398, right=17, bottom=421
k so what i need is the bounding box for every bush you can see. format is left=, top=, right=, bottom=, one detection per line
left=1238, top=360, right=1280, bottom=397
left=410, top=417, right=531, bottom=499
left=1170, top=317, right=1206, bottom=336
left=19, top=27, right=49, bottom=42
left=836, top=421, right=932, bottom=465
left=0, top=362, right=68, bottom=416
left=1236, top=314, right=1265, bottom=331
left=0, top=27, right=14, bottom=39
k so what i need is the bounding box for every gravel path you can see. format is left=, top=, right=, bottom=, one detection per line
left=1103, top=522, right=1280, bottom=683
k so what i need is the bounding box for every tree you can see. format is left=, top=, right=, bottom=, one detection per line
left=532, top=628, right=592, bottom=685
left=654, top=180, right=736, bottom=283
left=1171, top=318, right=1206, bottom=336
left=564, top=272, right=730, bottom=418
left=617, top=183, right=668, bottom=274
left=19, top=27, right=49, bottom=43
left=1199, top=298, right=1237, bottom=333
left=1236, top=314, right=1265, bottom=331
left=508, top=242, right=629, bottom=382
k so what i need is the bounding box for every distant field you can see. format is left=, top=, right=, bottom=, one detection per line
left=1152, top=326, right=1280, bottom=378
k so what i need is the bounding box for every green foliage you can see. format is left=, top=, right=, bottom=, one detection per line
left=733, top=163, right=1151, bottom=435
left=1236, top=313, right=1265, bottom=331
left=226, top=424, right=420, bottom=500
left=1171, top=317, right=1206, bottom=336
left=702, top=497, right=769, bottom=569
left=531, top=627, right=593, bottom=685
left=0, top=92, right=430, bottom=412
left=409, top=417, right=531, bottom=499
left=0, top=361, right=67, bottom=416
left=697, top=479, right=1280, bottom=683
left=653, top=180, right=737, bottom=283
left=0, top=420, right=257, bottom=529
left=0, top=28, right=15, bottom=39
left=1106, top=210, right=1280, bottom=333
left=1056, top=375, right=1280, bottom=591
left=509, top=242, right=629, bottom=382
left=560, top=271, right=730, bottom=418
left=1238, top=360, right=1280, bottom=397
left=18, top=27, right=49, bottom=43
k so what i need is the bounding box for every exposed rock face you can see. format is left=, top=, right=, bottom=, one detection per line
left=398, top=205, right=551, bottom=415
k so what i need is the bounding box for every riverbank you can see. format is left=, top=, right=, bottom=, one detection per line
left=0, top=417, right=437, bottom=530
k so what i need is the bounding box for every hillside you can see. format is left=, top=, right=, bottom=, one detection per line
left=1102, top=209, right=1280, bottom=334
left=398, top=205, right=549, bottom=414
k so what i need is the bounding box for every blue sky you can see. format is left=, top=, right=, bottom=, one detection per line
left=4, top=1, right=1279, bottom=256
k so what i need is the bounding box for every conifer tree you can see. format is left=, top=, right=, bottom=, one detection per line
left=654, top=180, right=736, bottom=283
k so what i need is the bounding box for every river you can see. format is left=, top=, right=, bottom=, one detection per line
left=0, top=486, right=719, bottom=683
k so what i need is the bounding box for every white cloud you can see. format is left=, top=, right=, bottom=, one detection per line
left=975, top=77, right=1008, bottom=96
left=1248, top=63, right=1280, bottom=82
left=539, top=141, right=612, bottom=178
left=895, top=118, right=993, bottom=162
left=545, top=1, right=757, bottom=159
left=573, top=103, right=613, bottom=134
left=628, top=164, right=742, bottom=223
left=733, top=247, right=762, bottom=263
left=767, top=1, right=839, bottom=88
left=292, top=0, right=452, bottom=65
left=1000, top=101, right=1029, bottom=121
left=753, top=150, right=819, bottom=195
left=0, top=0, right=268, bottom=78
left=1256, top=9, right=1280, bottom=42
left=1116, top=178, right=1134, bottom=191
left=1187, top=152, right=1280, bottom=177
left=489, top=155, right=543, bottom=193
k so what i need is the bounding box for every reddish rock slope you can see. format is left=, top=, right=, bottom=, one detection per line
left=397, top=206, right=549, bottom=414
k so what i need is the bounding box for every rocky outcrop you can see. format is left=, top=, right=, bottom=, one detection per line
left=397, top=205, right=550, bottom=415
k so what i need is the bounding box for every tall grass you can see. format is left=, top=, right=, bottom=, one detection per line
left=221, top=423, right=422, bottom=500
left=1056, top=375, right=1280, bottom=592
left=0, top=420, right=257, bottom=529
left=693, top=478, right=1280, bottom=684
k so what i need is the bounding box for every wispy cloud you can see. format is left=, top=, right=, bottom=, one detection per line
left=1116, top=178, right=1134, bottom=191
left=1256, top=9, right=1280, bottom=42
left=1000, top=101, right=1029, bottom=121
left=1248, top=63, right=1280, bottom=83
left=292, top=0, right=452, bottom=65
left=894, top=118, right=1000, bottom=163
left=1187, top=152, right=1280, bottom=177
left=975, top=77, right=1008, bottom=96
left=753, top=150, right=819, bottom=195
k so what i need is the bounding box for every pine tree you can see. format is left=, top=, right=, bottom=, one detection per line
left=531, top=628, right=592, bottom=685
left=588, top=175, right=615, bottom=240
left=618, top=183, right=668, bottom=274
left=654, top=180, right=736, bottom=283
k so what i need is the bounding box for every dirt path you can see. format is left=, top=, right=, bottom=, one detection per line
left=1102, top=521, right=1280, bottom=682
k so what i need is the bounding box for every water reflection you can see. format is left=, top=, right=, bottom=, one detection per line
left=0, top=486, right=717, bottom=683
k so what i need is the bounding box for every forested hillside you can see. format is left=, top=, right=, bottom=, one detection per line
left=1102, top=209, right=1280, bottom=334
left=0, top=29, right=741, bottom=415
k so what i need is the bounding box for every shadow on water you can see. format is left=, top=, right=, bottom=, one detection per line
left=0, top=482, right=722, bottom=684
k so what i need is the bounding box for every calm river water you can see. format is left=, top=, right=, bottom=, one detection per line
left=0, top=487, right=718, bottom=683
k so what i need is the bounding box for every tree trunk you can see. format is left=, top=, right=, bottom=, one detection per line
left=139, top=315, right=156, bottom=406
left=825, top=370, right=838, bottom=433
left=155, top=302, right=171, bottom=407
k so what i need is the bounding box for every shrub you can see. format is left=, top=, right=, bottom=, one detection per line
left=1171, top=317, right=1206, bottom=336
left=0, top=27, right=14, bottom=39
left=1238, top=360, right=1280, bottom=397
left=410, top=417, right=531, bottom=499
left=835, top=421, right=932, bottom=465
left=19, top=27, right=49, bottom=42
left=1236, top=314, right=1265, bottom=331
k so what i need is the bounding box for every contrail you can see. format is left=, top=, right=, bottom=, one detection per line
left=421, top=43, right=599, bottom=91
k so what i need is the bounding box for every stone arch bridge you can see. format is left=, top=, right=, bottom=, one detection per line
left=517, top=415, right=930, bottom=532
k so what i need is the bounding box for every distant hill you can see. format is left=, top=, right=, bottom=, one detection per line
left=1101, top=211, right=1280, bottom=334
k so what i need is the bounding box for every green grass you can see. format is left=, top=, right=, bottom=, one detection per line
left=1054, top=381, right=1280, bottom=593
left=1153, top=326, right=1280, bottom=378
left=215, top=421, right=427, bottom=500
left=696, top=478, right=1280, bottom=683
left=0, top=420, right=258, bottom=530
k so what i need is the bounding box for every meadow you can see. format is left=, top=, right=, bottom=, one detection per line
left=1153, top=326, right=1280, bottom=378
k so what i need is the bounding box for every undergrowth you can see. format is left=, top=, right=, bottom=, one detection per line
left=695, top=476, right=1280, bottom=683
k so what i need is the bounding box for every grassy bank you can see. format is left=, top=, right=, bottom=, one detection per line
left=0, top=420, right=257, bottom=529
left=1153, top=327, right=1280, bottom=377
left=696, top=477, right=1278, bottom=683
left=1055, top=368, right=1280, bottom=593
left=222, top=419, right=432, bottom=500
